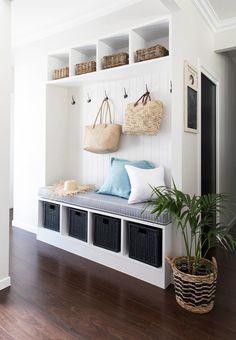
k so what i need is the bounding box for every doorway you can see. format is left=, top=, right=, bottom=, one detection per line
left=201, top=72, right=217, bottom=257
left=201, top=73, right=216, bottom=196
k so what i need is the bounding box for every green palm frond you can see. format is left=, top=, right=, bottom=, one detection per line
left=145, top=183, right=236, bottom=274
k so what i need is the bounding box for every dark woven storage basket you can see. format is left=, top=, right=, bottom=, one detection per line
left=136, top=44, right=169, bottom=62
left=68, top=208, right=87, bottom=242
left=43, top=202, right=60, bottom=231
left=103, top=52, right=129, bottom=69
left=128, top=222, right=162, bottom=267
left=93, top=214, right=121, bottom=252
left=75, top=61, right=96, bottom=75
left=167, top=256, right=218, bottom=314
left=53, top=67, right=69, bottom=80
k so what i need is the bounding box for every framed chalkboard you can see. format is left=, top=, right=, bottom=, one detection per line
left=184, top=61, right=198, bottom=133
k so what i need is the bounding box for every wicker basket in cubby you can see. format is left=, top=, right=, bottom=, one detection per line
left=53, top=67, right=69, bottom=80
left=136, top=44, right=169, bottom=62
left=75, top=61, right=96, bottom=75
left=103, top=52, right=129, bottom=69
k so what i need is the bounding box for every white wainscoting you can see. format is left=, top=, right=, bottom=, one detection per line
left=52, top=59, right=172, bottom=189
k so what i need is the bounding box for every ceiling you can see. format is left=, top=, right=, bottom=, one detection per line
left=11, top=0, right=169, bottom=46
left=194, top=0, right=236, bottom=32
left=208, top=0, right=236, bottom=20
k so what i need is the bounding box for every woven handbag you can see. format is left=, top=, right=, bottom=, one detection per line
left=122, top=90, right=163, bottom=135
left=84, top=99, right=122, bottom=154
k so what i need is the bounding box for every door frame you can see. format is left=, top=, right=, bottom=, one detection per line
left=197, top=61, right=220, bottom=196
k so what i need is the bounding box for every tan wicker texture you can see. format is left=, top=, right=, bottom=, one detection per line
left=53, top=67, right=69, bottom=80
left=167, top=256, right=218, bottom=314
left=123, top=91, right=163, bottom=136
left=75, top=61, right=96, bottom=75
left=136, top=44, right=169, bottom=62
left=103, top=52, right=129, bottom=69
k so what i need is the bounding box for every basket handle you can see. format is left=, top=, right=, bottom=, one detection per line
left=134, top=90, right=151, bottom=107
left=93, top=99, right=113, bottom=128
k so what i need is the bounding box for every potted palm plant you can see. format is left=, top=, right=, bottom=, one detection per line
left=146, top=183, right=236, bottom=314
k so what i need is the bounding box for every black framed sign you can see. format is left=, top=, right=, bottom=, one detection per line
left=184, top=61, right=198, bottom=133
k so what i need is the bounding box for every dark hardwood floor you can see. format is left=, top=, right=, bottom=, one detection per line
left=0, top=223, right=235, bottom=339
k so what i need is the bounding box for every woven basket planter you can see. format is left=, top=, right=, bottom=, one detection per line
left=167, top=256, right=218, bottom=314
left=136, top=44, right=169, bottom=62
left=53, top=67, right=69, bottom=80
left=103, top=52, right=129, bottom=69
left=75, top=61, right=96, bottom=75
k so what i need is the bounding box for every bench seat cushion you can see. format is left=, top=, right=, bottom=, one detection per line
left=38, top=188, right=171, bottom=225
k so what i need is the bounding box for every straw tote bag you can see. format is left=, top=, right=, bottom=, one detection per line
left=122, top=90, right=164, bottom=135
left=84, top=99, right=122, bottom=154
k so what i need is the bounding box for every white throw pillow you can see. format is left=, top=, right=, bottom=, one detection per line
left=125, top=165, right=165, bottom=204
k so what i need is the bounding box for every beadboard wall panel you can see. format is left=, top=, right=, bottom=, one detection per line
left=63, top=59, right=171, bottom=189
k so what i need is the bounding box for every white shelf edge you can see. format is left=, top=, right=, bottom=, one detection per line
left=46, top=55, right=170, bottom=87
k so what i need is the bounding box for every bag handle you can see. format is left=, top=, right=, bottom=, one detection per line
left=92, top=99, right=112, bottom=128
left=103, top=99, right=112, bottom=127
left=134, top=90, right=151, bottom=107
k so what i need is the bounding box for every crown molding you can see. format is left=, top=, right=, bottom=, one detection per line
left=193, top=0, right=236, bottom=33
left=12, top=0, right=143, bottom=47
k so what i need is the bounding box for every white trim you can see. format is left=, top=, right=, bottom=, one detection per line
left=13, top=0, right=144, bottom=47
left=197, top=62, right=219, bottom=195
left=12, top=220, right=37, bottom=234
left=0, top=276, right=11, bottom=291
left=193, top=0, right=236, bottom=33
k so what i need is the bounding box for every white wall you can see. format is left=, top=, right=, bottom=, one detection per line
left=0, top=0, right=11, bottom=289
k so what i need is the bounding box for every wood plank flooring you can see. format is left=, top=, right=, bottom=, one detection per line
left=0, top=225, right=235, bottom=339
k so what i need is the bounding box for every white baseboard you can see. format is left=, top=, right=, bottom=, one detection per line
left=0, top=276, right=11, bottom=290
left=12, top=220, right=37, bottom=234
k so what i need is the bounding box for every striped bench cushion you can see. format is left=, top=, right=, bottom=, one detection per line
left=38, top=188, right=171, bottom=225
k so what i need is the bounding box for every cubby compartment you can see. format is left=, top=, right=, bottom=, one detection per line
left=128, top=221, right=162, bottom=267
left=93, top=213, right=121, bottom=252
left=70, top=45, right=97, bottom=76
left=98, top=34, right=129, bottom=70
left=43, top=202, right=60, bottom=232
left=48, top=51, right=70, bottom=81
left=68, top=208, right=88, bottom=242
left=130, top=20, right=169, bottom=63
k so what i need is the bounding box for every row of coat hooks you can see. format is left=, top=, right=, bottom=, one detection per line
left=71, top=84, right=150, bottom=105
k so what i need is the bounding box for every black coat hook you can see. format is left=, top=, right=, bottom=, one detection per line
left=87, top=93, right=91, bottom=103
left=71, top=96, right=76, bottom=105
left=124, top=88, right=128, bottom=99
left=145, top=84, right=150, bottom=94
left=104, top=91, right=108, bottom=100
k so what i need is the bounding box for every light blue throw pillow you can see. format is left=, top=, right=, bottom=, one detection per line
left=97, top=157, right=155, bottom=199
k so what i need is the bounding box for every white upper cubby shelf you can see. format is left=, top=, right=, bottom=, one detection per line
left=47, top=17, right=170, bottom=85
left=130, top=20, right=169, bottom=63
left=70, top=44, right=97, bottom=77
left=48, top=50, right=70, bottom=81
left=98, top=33, right=129, bottom=70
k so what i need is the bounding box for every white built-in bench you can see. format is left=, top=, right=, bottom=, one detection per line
left=38, top=187, right=173, bottom=289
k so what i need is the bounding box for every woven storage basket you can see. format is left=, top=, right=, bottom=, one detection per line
left=136, top=44, right=169, bottom=62
left=75, top=61, right=96, bottom=75
left=167, top=256, right=217, bottom=314
left=53, top=67, right=69, bottom=80
left=103, top=52, right=129, bottom=69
